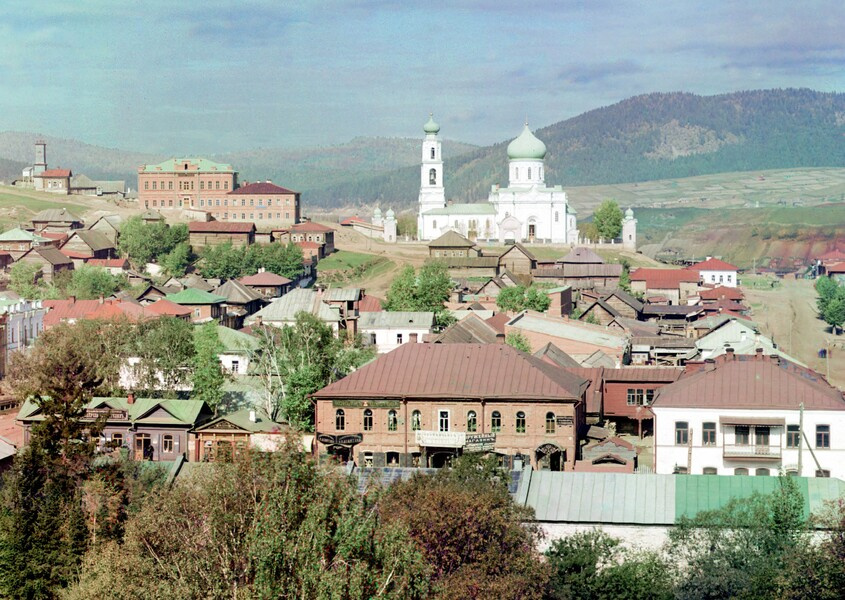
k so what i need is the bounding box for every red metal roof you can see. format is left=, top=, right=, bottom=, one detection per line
left=188, top=221, right=255, bottom=233
left=819, top=249, right=845, bottom=262
left=44, top=298, right=149, bottom=327
left=38, top=169, right=71, bottom=177
left=698, top=286, right=744, bottom=301
left=59, top=249, right=90, bottom=259
left=40, top=232, right=68, bottom=242
left=358, top=294, right=383, bottom=312
left=87, top=258, right=130, bottom=269
left=291, top=221, right=332, bottom=233
left=563, top=367, right=604, bottom=413
left=689, top=257, right=738, bottom=271
left=601, top=367, right=683, bottom=383
left=312, top=343, right=588, bottom=401
left=296, top=241, right=321, bottom=249
left=239, top=272, right=291, bottom=286
left=144, top=298, right=193, bottom=317
left=653, top=354, right=845, bottom=410
left=630, top=268, right=699, bottom=288
left=228, top=181, right=297, bottom=195
left=485, top=312, right=510, bottom=334
left=826, top=262, right=845, bottom=274
left=340, top=216, right=368, bottom=226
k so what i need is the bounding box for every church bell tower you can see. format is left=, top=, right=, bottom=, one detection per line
left=418, top=114, right=446, bottom=238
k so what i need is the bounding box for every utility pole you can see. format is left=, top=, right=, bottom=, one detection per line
left=798, top=402, right=804, bottom=476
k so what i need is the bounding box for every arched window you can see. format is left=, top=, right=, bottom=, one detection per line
left=546, top=412, right=556, bottom=434
left=734, top=467, right=749, bottom=476
left=363, top=409, right=373, bottom=431
left=467, top=411, right=477, bottom=433
left=430, top=147, right=435, bottom=159
left=703, top=467, right=717, bottom=475
left=514, top=167, right=518, bottom=179
left=491, top=411, right=502, bottom=433
left=555, top=211, right=559, bottom=222
left=516, top=411, right=526, bottom=433
left=388, top=410, right=398, bottom=432
left=429, top=168, right=436, bottom=185
left=335, top=409, right=345, bottom=431
left=755, top=468, right=770, bottom=476
left=527, top=167, right=532, bottom=179
left=411, top=410, right=421, bottom=431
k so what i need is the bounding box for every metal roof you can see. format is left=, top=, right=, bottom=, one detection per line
left=245, top=288, right=340, bottom=324
left=429, top=229, right=475, bottom=247
left=323, top=288, right=361, bottom=302
left=507, top=312, right=628, bottom=350
left=433, top=313, right=501, bottom=344
left=359, top=311, right=434, bottom=330
left=422, top=203, right=498, bottom=216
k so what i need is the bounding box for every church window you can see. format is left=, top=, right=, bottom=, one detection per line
left=431, top=147, right=435, bottom=159
left=429, top=169, right=436, bottom=185
left=432, top=220, right=437, bottom=229
left=515, top=167, right=518, bottom=179
left=528, top=167, right=532, bottom=179
left=555, top=211, right=559, bottom=222
left=540, top=168, right=543, bottom=179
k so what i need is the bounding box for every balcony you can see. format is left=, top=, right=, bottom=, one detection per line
left=723, top=444, right=782, bottom=460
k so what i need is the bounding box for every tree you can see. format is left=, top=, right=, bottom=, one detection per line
left=823, top=296, right=845, bottom=334
left=199, top=243, right=246, bottom=280
left=191, top=323, right=225, bottom=414
left=66, top=265, right=126, bottom=300
left=8, top=261, right=43, bottom=299
left=524, top=286, right=551, bottom=312
left=506, top=331, right=532, bottom=353
left=619, top=258, right=632, bottom=292
left=593, top=200, right=623, bottom=240
left=160, top=242, right=193, bottom=278
left=384, top=261, right=454, bottom=328
left=118, top=217, right=187, bottom=268
left=133, top=317, right=196, bottom=395
left=497, top=285, right=550, bottom=313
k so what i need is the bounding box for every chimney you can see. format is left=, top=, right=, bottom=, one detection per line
left=755, top=347, right=763, bottom=360
left=249, top=410, right=256, bottom=423
left=725, top=347, right=735, bottom=360
left=127, top=392, right=135, bottom=405
left=98, top=295, right=104, bottom=304
left=69, top=295, right=76, bottom=303
left=704, top=358, right=716, bottom=372
left=770, top=354, right=780, bottom=365
left=496, top=333, right=505, bottom=344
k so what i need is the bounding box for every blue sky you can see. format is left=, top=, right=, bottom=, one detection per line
left=1, top=1, right=844, bottom=153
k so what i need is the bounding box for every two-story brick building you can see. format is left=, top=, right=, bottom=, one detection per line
left=199, top=181, right=301, bottom=227
left=138, top=158, right=237, bottom=210
left=311, top=343, right=588, bottom=470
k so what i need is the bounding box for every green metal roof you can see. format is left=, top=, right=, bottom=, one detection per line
left=0, top=228, right=49, bottom=242
left=18, top=397, right=208, bottom=426
left=166, top=288, right=227, bottom=305
left=507, top=124, right=547, bottom=160
left=423, top=114, right=440, bottom=134
left=141, top=157, right=234, bottom=173
left=423, top=203, right=498, bottom=216
left=517, top=471, right=845, bottom=525
left=212, top=324, right=259, bottom=353
left=193, top=408, right=284, bottom=434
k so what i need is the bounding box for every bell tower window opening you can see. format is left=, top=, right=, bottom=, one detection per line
left=430, top=147, right=435, bottom=159
left=429, top=169, right=436, bottom=185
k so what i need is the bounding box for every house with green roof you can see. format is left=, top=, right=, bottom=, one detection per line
left=204, top=324, right=259, bottom=375
left=166, top=288, right=227, bottom=323
left=192, top=407, right=289, bottom=462
left=17, top=395, right=213, bottom=462
left=0, top=227, right=51, bottom=260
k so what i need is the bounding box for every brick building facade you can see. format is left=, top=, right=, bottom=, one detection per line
left=138, top=158, right=237, bottom=210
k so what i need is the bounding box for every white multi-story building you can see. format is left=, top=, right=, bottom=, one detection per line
left=417, top=116, right=578, bottom=244
left=652, top=350, right=845, bottom=478
left=359, top=311, right=434, bottom=354
left=0, top=298, right=45, bottom=358
left=691, top=257, right=739, bottom=288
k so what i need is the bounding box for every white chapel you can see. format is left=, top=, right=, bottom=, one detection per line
left=417, top=115, right=578, bottom=244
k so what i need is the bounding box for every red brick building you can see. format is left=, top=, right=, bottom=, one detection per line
left=138, top=158, right=237, bottom=210
left=289, top=222, right=335, bottom=254
left=311, top=343, right=589, bottom=471
left=200, top=181, right=301, bottom=227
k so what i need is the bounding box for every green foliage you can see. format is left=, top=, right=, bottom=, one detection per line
left=117, top=217, right=187, bottom=267
left=160, top=242, right=192, bottom=278
left=11, top=263, right=128, bottom=301
left=506, top=331, right=532, bottom=353
left=66, top=265, right=127, bottom=300
left=251, top=313, right=375, bottom=428
left=384, top=261, right=454, bottom=328
left=593, top=199, right=624, bottom=240
left=584, top=312, right=600, bottom=325
left=9, top=261, right=43, bottom=298
left=199, top=242, right=303, bottom=280
left=619, top=258, right=632, bottom=292
left=497, top=285, right=551, bottom=313
left=191, top=323, right=226, bottom=414
left=396, top=212, right=417, bottom=238
left=577, top=222, right=599, bottom=242
left=815, top=276, right=845, bottom=332
left=132, top=317, right=196, bottom=395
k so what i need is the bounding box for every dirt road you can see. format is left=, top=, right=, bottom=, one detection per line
left=744, top=278, right=845, bottom=388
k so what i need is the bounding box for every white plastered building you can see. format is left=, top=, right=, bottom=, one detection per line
left=417, top=116, right=577, bottom=244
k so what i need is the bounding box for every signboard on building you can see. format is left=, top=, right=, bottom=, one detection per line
left=332, top=400, right=401, bottom=409
left=415, top=430, right=466, bottom=448
left=85, top=408, right=128, bottom=420
left=556, top=416, right=573, bottom=427
left=464, top=433, right=496, bottom=452
left=316, top=433, right=363, bottom=446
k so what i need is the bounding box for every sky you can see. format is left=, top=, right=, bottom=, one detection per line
left=1, top=1, right=844, bottom=154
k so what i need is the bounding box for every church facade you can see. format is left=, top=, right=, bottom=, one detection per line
left=417, top=116, right=578, bottom=244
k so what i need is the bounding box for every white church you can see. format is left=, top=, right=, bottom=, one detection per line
left=417, top=115, right=579, bottom=244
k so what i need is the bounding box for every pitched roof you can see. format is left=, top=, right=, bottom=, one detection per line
left=580, top=350, right=618, bottom=368
left=290, top=221, right=332, bottom=233
left=499, top=243, right=536, bottom=261
left=533, top=343, right=581, bottom=368
left=312, top=343, right=588, bottom=401
left=323, top=288, right=361, bottom=302
left=32, top=208, right=82, bottom=223
left=609, top=316, right=661, bottom=337
left=601, top=367, right=683, bottom=383
left=507, top=312, right=629, bottom=350
left=28, top=245, right=74, bottom=266
left=144, top=298, right=193, bottom=317
left=562, top=367, right=604, bottom=413
left=698, top=286, right=744, bottom=301
left=211, top=325, right=259, bottom=353
left=433, top=312, right=501, bottom=344
left=166, top=288, right=227, bottom=305
left=228, top=181, right=297, bottom=195
left=141, top=157, right=233, bottom=173
left=604, top=289, right=644, bottom=312
left=429, top=229, right=474, bottom=248
left=532, top=263, right=623, bottom=278
left=485, top=312, right=510, bottom=334
left=192, top=408, right=283, bottom=433
left=188, top=221, right=255, bottom=233
left=641, top=305, right=703, bottom=318
left=140, top=209, right=164, bottom=221
left=245, top=288, right=340, bottom=324
left=19, top=396, right=208, bottom=426
left=238, top=272, right=291, bottom=286
left=64, top=229, right=115, bottom=252
left=630, top=268, right=699, bottom=288
left=213, top=279, right=263, bottom=304
left=558, top=247, right=604, bottom=264
left=358, top=294, right=383, bottom=312
left=652, top=354, right=845, bottom=410
left=359, top=311, right=435, bottom=330
left=86, top=258, right=129, bottom=269
left=38, top=168, right=71, bottom=177
left=690, top=257, right=738, bottom=271
left=0, top=228, right=49, bottom=242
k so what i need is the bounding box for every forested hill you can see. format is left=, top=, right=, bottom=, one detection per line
left=307, top=88, right=845, bottom=208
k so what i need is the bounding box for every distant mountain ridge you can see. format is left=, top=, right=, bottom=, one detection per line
left=3, top=89, right=844, bottom=207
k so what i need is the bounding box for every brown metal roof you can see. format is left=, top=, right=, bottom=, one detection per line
left=563, top=367, right=604, bottom=413
left=601, top=367, right=684, bottom=383
left=558, top=247, right=604, bottom=264
left=532, top=263, right=623, bottom=278
left=188, top=221, right=255, bottom=233
left=312, top=343, right=587, bottom=401
left=429, top=230, right=474, bottom=248
left=630, top=268, right=699, bottom=288
left=652, top=354, right=845, bottom=410
left=433, top=313, right=500, bottom=344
